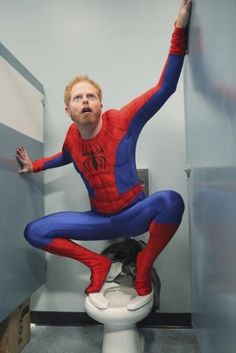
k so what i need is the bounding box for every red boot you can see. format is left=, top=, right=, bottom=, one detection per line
left=134, top=222, right=179, bottom=296
left=43, top=238, right=112, bottom=293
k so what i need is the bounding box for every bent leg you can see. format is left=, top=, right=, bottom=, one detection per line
left=43, top=238, right=111, bottom=293
left=24, top=210, right=115, bottom=248
left=134, top=190, right=185, bottom=295
left=110, top=190, right=184, bottom=295
left=24, top=211, right=114, bottom=293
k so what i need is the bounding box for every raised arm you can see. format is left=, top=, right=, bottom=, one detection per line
left=16, top=146, right=72, bottom=174
left=175, top=0, right=192, bottom=28
left=118, top=0, right=191, bottom=129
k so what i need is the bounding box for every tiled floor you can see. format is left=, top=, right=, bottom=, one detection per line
left=22, top=326, right=201, bottom=353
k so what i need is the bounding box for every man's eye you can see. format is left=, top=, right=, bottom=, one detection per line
left=88, top=94, right=96, bottom=100
left=75, top=96, right=82, bottom=101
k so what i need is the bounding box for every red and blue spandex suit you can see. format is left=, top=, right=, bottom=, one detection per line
left=25, top=26, right=186, bottom=296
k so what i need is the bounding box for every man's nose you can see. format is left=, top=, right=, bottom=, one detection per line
left=82, top=95, right=89, bottom=104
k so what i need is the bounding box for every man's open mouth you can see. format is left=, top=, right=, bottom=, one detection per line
left=81, top=107, right=92, bottom=113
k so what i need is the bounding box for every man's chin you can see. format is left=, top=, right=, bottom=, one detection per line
left=82, top=116, right=97, bottom=124
left=72, top=115, right=93, bottom=123
left=77, top=119, right=99, bottom=128
left=71, top=113, right=101, bottom=127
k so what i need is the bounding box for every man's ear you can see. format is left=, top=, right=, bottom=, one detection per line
left=65, top=106, right=71, bottom=116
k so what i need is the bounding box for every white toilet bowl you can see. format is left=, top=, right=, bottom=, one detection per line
left=85, top=274, right=153, bottom=353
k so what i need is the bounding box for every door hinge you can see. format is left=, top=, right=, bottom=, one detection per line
left=184, top=165, right=192, bottom=178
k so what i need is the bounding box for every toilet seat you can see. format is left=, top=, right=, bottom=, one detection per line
left=88, top=282, right=120, bottom=309
left=126, top=291, right=153, bottom=311
left=88, top=276, right=153, bottom=311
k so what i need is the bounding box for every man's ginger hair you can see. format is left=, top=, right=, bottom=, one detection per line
left=64, top=75, right=102, bottom=106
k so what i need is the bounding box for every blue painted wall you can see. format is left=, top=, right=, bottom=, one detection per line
left=0, top=46, right=45, bottom=321
left=185, top=0, right=236, bottom=351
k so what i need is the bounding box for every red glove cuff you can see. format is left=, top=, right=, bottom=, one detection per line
left=32, top=159, right=44, bottom=172
left=169, top=23, right=188, bottom=55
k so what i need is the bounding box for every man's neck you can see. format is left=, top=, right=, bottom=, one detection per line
left=77, top=117, right=103, bottom=140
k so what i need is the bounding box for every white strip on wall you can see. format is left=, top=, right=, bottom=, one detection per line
left=0, top=56, right=44, bottom=142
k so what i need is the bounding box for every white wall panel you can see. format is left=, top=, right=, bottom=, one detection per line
left=0, top=56, right=44, bottom=142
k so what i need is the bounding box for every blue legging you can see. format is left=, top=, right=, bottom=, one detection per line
left=24, top=190, right=185, bottom=248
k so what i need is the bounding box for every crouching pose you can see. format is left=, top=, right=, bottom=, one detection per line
left=17, top=1, right=191, bottom=297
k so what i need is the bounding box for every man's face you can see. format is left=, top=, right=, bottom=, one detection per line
left=65, top=82, right=103, bottom=128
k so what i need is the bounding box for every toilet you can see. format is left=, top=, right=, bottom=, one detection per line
left=85, top=267, right=154, bottom=353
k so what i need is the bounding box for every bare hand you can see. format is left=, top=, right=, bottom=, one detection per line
left=16, top=146, right=33, bottom=174
left=176, top=0, right=192, bottom=28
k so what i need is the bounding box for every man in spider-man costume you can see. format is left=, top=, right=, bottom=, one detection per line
left=17, top=1, right=191, bottom=298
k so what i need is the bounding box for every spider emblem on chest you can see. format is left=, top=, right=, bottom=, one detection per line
left=82, top=145, right=106, bottom=172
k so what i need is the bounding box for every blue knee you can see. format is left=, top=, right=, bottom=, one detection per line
left=157, top=190, right=185, bottom=224
left=24, top=220, right=47, bottom=248
left=170, top=190, right=185, bottom=212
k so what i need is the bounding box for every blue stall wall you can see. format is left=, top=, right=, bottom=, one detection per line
left=0, top=47, right=46, bottom=322
left=185, top=0, right=236, bottom=352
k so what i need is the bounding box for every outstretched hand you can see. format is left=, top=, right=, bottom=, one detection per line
left=176, top=0, right=192, bottom=28
left=16, top=146, right=33, bottom=174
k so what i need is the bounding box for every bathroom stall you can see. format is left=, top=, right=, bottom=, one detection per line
left=0, top=43, right=46, bottom=322
left=185, top=0, right=236, bottom=352
left=2, top=0, right=236, bottom=351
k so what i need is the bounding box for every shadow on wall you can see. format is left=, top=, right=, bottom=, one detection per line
left=188, top=23, right=236, bottom=119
